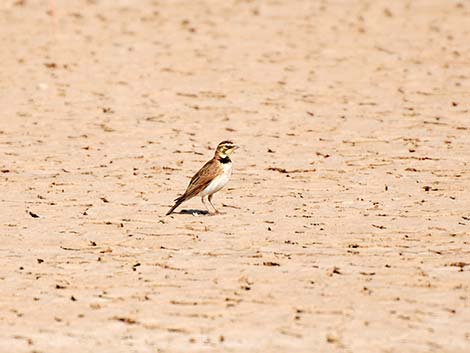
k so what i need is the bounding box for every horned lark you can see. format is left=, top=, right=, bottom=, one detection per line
left=166, top=140, right=239, bottom=216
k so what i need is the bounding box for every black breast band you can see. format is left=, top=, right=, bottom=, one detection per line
left=219, top=156, right=231, bottom=164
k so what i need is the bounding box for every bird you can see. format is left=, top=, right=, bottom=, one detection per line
left=166, top=140, right=239, bottom=216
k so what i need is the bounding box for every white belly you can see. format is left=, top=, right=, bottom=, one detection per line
left=200, top=163, right=232, bottom=197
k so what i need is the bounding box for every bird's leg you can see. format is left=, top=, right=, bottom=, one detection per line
left=201, top=196, right=212, bottom=215
left=208, top=194, right=221, bottom=214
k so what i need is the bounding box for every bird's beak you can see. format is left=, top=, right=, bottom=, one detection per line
left=233, top=145, right=240, bottom=150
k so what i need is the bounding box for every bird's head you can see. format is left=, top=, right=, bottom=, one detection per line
left=215, top=140, right=239, bottom=158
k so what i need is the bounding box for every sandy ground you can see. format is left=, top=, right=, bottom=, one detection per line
left=1, top=0, right=470, bottom=352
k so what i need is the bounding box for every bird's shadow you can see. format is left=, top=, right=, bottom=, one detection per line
left=178, top=209, right=209, bottom=216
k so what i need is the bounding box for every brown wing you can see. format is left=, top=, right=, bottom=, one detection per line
left=179, top=158, right=222, bottom=200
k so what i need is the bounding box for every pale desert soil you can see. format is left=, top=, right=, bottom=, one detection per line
left=0, top=1, right=469, bottom=352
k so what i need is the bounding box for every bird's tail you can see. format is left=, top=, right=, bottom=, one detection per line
left=166, top=195, right=185, bottom=216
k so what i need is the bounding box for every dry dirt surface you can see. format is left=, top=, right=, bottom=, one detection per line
left=1, top=0, right=470, bottom=352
